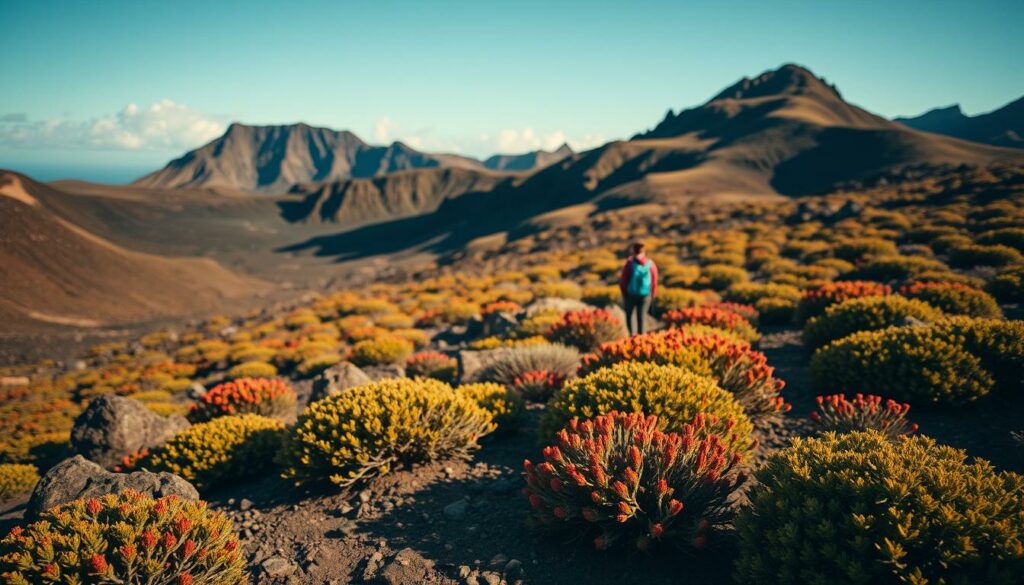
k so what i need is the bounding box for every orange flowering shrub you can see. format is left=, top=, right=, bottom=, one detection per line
left=796, top=281, right=892, bottom=323
left=663, top=307, right=760, bottom=343
left=188, top=377, right=296, bottom=423
left=545, top=309, right=626, bottom=352
left=405, top=351, right=457, bottom=384
left=481, top=301, right=522, bottom=316
left=703, top=301, right=758, bottom=324
left=0, top=491, right=246, bottom=584
left=524, top=411, right=745, bottom=552
left=580, top=330, right=788, bottom=420
left=810, top=393, right=918, bottom=439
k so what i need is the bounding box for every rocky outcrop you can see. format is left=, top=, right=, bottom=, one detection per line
left=71, top=393, right=189, bottom=471
left=27, top=456, right=198, bottom=518
left=309, top=362, right=373, bottom=403
left=70, top=395, right=189, bottom=469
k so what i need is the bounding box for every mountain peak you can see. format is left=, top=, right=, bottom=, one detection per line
left=709, top=63, right=840, bottom=102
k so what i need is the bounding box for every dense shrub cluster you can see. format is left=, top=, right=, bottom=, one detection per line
left=663, top=307, right=760, bottom=343
left=281, top=378, right=495, bottom=487
left=510, top=370, right=567, bottom=402
left=350, top=335, right=414, bottom=367
left=802, top=295, right=944, bottom=351
left=188, top=377, right=296, bottom=422
left=899, top=281, right=1002, bottom=318
left=525, top=411, right=745, bottom=552
left=735, top=432, right=1024, bottom=585
left=0, top=491, right=246, bottom=584
left=405, top=351, right=457, bottom=383
left=541, top=362, right=754, bottom=454
left=796, top=281, right=891, bottom=323
left=480, top=343, right=580, bottom=388
left=456, top=382, right=524, bottom=432
left=139, top=414, right=285, bottom=490
left=0, top=464, right=38, bottom=501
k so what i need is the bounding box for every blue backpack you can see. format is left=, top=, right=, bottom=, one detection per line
left=627, top=259, right=652, bottom=296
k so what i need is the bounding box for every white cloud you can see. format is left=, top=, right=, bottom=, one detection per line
left=373, top=116, right=394, bottom=143
left=0, top=100, right=225, bottom=151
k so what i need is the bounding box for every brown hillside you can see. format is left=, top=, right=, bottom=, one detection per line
left=0, top=172, right=270, bottom=330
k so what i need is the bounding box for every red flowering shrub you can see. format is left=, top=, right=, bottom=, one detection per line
left=545, top=309, right=626, bottom=352
left=482, top=301, right=523, bottom=315
left=524, top=411, right=745, bottom=552
left=510, top=370, right=566, bottom=402
left=580, top=330, right=788, bottom=420
left=188, top=377, right=296, bottom=423
left=0, top=491, right=246, bottom=584
left=703, top=301, right=758, bottom=324
left=405, top=351, right=457, bottom=383
left=663, top=307, right=760, bottom=343
left=796, top=281, right=892, bottom=323
left=810, top=393, right=918, bottom=439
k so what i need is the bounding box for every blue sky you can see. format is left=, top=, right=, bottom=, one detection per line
left=1, top=0, right=1022, bottom=183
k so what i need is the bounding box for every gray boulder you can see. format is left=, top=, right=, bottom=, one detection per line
left=525, top=297, right=592, bottom=316
left=71, top=395, right=189, bottom=469
left=362, top=364, right=407, bottom=382
left=27, top=455, right=198, bottom=518
left=309, top=361, right=372, bottom=403
left=482, top=310, right=519, bottom=337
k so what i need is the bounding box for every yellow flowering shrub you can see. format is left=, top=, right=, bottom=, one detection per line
left=736, top=431, right=1024, bottom=585
left=350, top=335, right=414, bottom=366
left=226, top=360, right=277, bottom=379
left=0, top=463, right=39, bottom=501
left=281, top=378, right=495, bottom=487
left=802, top=295, right=944, bottom=350
left=139, top=414, right=285, bottom=491
left=456, top=382, right=525, bottom=432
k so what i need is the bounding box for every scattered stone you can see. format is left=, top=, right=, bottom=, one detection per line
left=27, top=455, right=198, bottom=518
left=379, top=548, right=437, bottom=585
left=239, top=498, right=254, bottom=511
left=261, top=556, right=298, bottom=579
left=309, top=362, right=372, bottom=403
left=443, top=498, right=469, bottom=521
left=362, top=364, right=406, bottom=381
left=70, top=395, right=189, bottom=469
left=187, top=382, right=207, bottom=399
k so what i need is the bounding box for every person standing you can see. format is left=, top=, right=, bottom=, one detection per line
left=619, top=242, right=658, bottom=336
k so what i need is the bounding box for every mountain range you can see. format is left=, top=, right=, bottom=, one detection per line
left=895, top=96, right=1023, bottom=149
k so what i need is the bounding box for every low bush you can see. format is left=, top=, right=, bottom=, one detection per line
left=986, top=266, right=1024, bottom=303
left=580, top=286, right=620, bottom=307
left=580, top=330, right=788, bottom=420
left=509, top=370, right=567, bottom=402
left=735, top=431, right=1024, bottom=585
left=189, top=377, right=296, bottom=423
left=723, top=282, right=800, bottom=304
left=899, top=281, right=1002, bottom=318
left=295, top=353, right=343, bottom=378
left=545, top=309, right=626, bottom=352
left=977, top=227, right=1024, bottom=252
left=802, top=295, right=944, bottom=351
left=841, top=255, right=947, bottom=283
left=809, top=325, right=993, bottom=406
left=696, top=264, right=749, bottom=291
left=281, top=378, right=494, bottom=487
left=833, top=237, right=897, bottom=261
left=949, top=243, right=1024, bottom=268
left=703, top=301, right=758, bottom=323
left=480, top=343, right=580, bottom=387
left=0, top=491, right=246, bottom=584
left=663, top=307, right=760, bottom=343
left=795, top=280, right=892, bottom=323
left=405, top=351, right=457, bottom=383
left=809, top=393, right=917, bottom=439
left=226, top=360, right=277, bottom=379
left=0, top=463, right=38, bottom=501
left=753, top=297, right=796, bottom=325
left=350, top=335, right=414, bottom=367
left=540, top=362, right=754, bottom=454
left=140, top=414, right=286, bottom=490
left=929, top=317, right=1024, bottom=393
left=651, top=288, right=706, bottom=317
left=525, top=411, right=745, bottom=552
left=456, top=383, right=524, bottom=432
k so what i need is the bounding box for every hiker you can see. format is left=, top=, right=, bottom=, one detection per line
left=619, top=242, right=658, bottom=335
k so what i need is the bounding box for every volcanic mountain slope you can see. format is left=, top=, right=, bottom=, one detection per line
left=0, top=171, right=269, bottom=331
left=281, top=167, right=515, bottom=225
left=895, top=96, right=1023, bottom=148
left=281, top=64, right=1024, bottom=258
left=483, top=144, right=574, bottom=172
left=134, top=123, right=485, bottom=193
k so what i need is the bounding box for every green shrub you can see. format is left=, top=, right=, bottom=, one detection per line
left=724, top=282, right=800, bottom=304
left=987, top=266, right=1024, bottom=302
left=525, top=411, right=745, bottom=552
left=977, top=227, right=1024, bottom=252
left=350, top=335, right=414, bottom=367
left=810, top=325, right=993, bottom=406
left=540, top=362, right=754, bottom=454
left=140, top=414, right=285, bottom=490
left=929, top=317, right=1024, bottom=394
left=281, top=378, right=494, bottom=487
left=456, top=382, right=524, bottom=432
left=842, top=255, right=947, bottom=283
left=754, top=297, right=796, bottom=325
left=833, top=237, right=897, bottom=261
left=295, top=353, right=343, bottom=378
left=697, top=264, right=749, bottom=291
left=796, top=281, right=892, bottom=323
left=949, top=244, right=1024, bottom=268
left=652, top=288, right=705, bottom=317
left=0, top=491, right=247, bottom=584
left=899, top=281, right=1002, bottom=318
left=735, top=431, right=1024, bottom=585
left=0, top=464, right=38, bottom=501
left=802, top=295, right=944, bottom=351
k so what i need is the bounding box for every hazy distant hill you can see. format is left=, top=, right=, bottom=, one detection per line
left=134, top=123, right=485, bottom=193
left=895, top=97, right=1023, bottom=149
left=483, top=144, right=574, bottom=172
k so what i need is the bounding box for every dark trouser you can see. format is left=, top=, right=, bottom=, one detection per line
left=624, top=294, right=652, bottom=336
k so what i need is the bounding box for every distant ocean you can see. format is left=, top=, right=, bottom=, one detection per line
left=1, top=163, right=153, bottom=185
